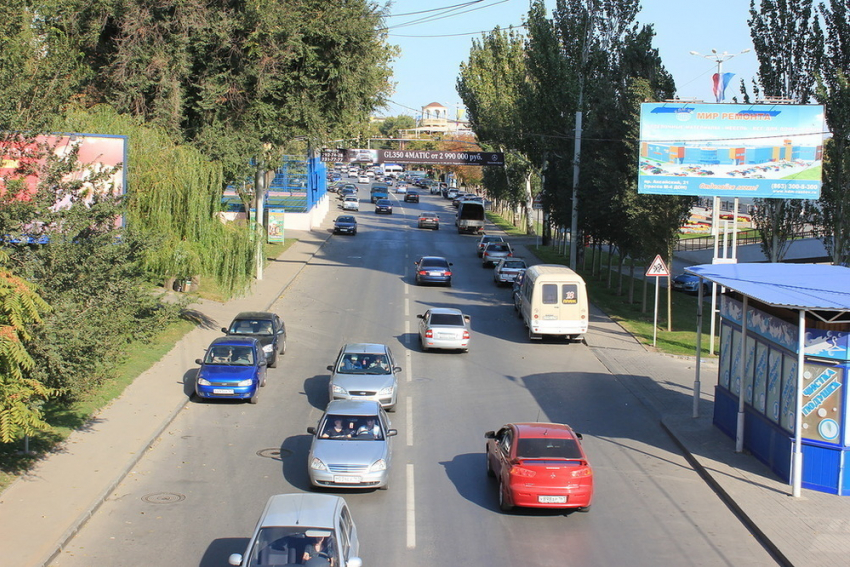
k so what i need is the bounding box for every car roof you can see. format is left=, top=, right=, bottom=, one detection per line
left=260, top=493, right=344, bottom=529
left=427, top=307, right=464, bottom=316
left=418, top=256, right=449, bottom=263
left=231, top=311, right=276, bottom=321
left=512, top=422, right=575, bottom=439
left=209, top=336, right=260, bottom=348
left=324, top=399, right=382, bottom=416
left=342, top=343, right=389, bottom=354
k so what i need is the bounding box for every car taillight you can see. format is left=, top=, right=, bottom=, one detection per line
left=444, top=271, right=452, bottom=276
left=425, top=330, right=433, bottom=338
left=571, top=464, right=592, bottom=478
left=418, top=270, right=428, bottom=275
left=509, top=465, right=537, bottom=478
left=508, top=252, right=513, bottom=257
left=462, top=331, right=470, bottom=339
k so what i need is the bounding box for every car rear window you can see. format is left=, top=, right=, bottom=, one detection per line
left=430, top=313, right=464, bottom=326
left=419, top=258, right=447, bottom=268
left=517, top=437, right=583, bottom=459
left=487, top=244, right=509, bottom=252
left=503, top=261, right=525, bottom=269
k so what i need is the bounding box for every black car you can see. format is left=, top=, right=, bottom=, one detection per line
left=404, top=191, right=420, bottom=203
left=375, top=199, right=393, bottom=214
left=333, top=215, right=357, bottom=235
left=414, top=256, right=453, bottom=286
left=221, top=311, right=286, bottom=368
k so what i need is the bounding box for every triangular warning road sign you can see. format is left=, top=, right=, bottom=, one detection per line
left=646, top=254, right=669, bottom=277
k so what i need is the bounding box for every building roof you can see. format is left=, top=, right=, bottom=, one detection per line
left=685, top=263, right=850, bottom=322
left=423, top=102, right=447, bottom=109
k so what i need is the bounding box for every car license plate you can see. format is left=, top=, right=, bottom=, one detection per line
left=212, top=389, right=234, bottom=395
left=538, top=495, right=567, bottom=504
left=437, top=333, right=455, bottom=339
left=429, top=271, right=441, bottom=276
left=334, top=475, right=361, bottom=484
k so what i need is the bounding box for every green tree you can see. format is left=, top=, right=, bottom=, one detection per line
left=0, top=251, right=53, bottom=443
left=747, top=0, right=823, bottom=262
left=814, top=0, right=850, bottom=266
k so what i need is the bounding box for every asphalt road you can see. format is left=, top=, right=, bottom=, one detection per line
left=50, top=185, right=776, bottom=566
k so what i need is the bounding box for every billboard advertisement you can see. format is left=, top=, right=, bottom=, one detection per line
left=320, top=148, right=504, bottom=167
left=638, top=103, right=825, bottom=198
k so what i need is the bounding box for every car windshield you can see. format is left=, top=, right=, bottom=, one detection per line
left=320, top=414, right=384, bottom=440
left=430, top=313, right=464, bottom=326
left=248, top=527, right=336, bottom=567
left=230, top=320, right=274, bottom=336
left=502, top=260, right=525, bottom=269
left=419, top=258, right=447, bottom=269
left=337, top=353, right=390, bottom=374
left=516, top=437, right=583, bottom=460
left=204, top=345, right=255, bottom=365
left=337, top=216, right=354, bottom=223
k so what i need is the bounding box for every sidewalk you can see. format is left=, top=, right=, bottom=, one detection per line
left=1, top=222, right=847, bottom=567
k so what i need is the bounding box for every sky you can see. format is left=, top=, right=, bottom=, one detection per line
left=380, top=0, right=760, bottom=120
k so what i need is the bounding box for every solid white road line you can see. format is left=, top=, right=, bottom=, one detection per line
left=404, top=297, right=409, bottom=317
left=404, top=320, right=410, bottom=343
left=406, top=463, right=416, bottom=549
left=406, top=396, right=413, bottom=446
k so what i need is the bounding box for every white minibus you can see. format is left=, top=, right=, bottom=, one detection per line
left=517, top=265, right=588, bottom=341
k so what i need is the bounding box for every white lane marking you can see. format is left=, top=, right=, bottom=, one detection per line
left=405, top=342, right=412, bottom=380
left=404, top=319, right=410, bottom=343
left=406, top=396, right=413, bottom=446
left=407, top=464, right=416, bottom=549
left=404, top=298, right=410, bottom=318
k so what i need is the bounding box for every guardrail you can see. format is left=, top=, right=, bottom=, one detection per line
left=675, top=228, right=819, bottom=251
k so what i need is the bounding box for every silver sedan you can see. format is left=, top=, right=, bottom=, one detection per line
left=306, top=400, right=397, bottom=490
left=417, top=307, right=471, bottom=352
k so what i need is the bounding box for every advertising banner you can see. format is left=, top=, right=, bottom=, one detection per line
left=638, top=103, right=825, bottom=198
left=267, top=208, right=285, bottom=243
left=321, top=148, right=504, bottom=167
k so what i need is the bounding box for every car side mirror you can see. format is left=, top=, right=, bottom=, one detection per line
left=347, top=557, right=363, bottom=567
left=307, top=427, right=317, bottom=435
left=393, top=366, right=402, bottom=373
left=258, top=358, right=267, bottom=366
left=228, top=553, right=243, bottom=566
left=484, top=431, right=496, bottom=439
left=576, top=432, right=583, bottom=441
left=327, top=365, right=334, bottom=372
left=449, top=262, right=454, bottom=266
left=387, top=429, right=398, bottom=437
left=195, top=358, right=204, bottom=366
left=464, top=315, right=471, bottom=322
left=416, top=314, right=424, bottom=319
left=220, top=327, right=228, bottom=334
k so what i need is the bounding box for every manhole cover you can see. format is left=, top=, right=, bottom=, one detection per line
left=142, top=492, right=186, bottom=504
left=257, top=448, right=292, bottom=459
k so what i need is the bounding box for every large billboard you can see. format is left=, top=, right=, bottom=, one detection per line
left=638, top=103, right=825, bottom=198
left=321, top=148, right=504, bottom=167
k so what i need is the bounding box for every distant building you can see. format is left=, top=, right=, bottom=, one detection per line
left=398, top=102, right=473, bottom=137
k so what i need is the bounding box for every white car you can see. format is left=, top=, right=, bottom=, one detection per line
left=228, top=493, right=362, bottom=567
left=342, top=196, right=359, bottom=211
left=493, top=258, right=528, bottom=285
left=395, top=184, right=407, bottom=194
left=417, top=307, right=471, bottom=352
left=357, top=175, right=369, bottom=184
left=327, top=343, right=400, bottom=410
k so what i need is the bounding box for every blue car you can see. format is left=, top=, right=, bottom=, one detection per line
left=194, top=337, right=267, bottom=404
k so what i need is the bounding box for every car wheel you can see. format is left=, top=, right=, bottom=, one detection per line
left=379, top=479, right=389, bottom=491
left=280, top=338, right=286, bottom=355
left=499, top=480, right=513, bottom=512
left=576, top=505, right=591, bottom=513
left=269, top=353, right=277, bottom=369
left=420, top=337, right=429, bottom=352
left=352, top=230, right=357, bottom=235
left=486, top=450, right=495, bottom=478
left=434, top=225, right=439, bottom=230
left=249, top=390, right=259, bottom=404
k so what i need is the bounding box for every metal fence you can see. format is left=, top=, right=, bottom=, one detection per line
left=675, top=228, right=819, bottom=251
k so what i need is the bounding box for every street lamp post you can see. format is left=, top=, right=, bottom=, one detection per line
left=689, top=48, right=751, bottom=103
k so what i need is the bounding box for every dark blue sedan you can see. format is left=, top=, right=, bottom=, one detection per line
left=375, top=199, right=393, bottom=214
left=195, top=337, right=267, bottom=404
left=414, top=256, right=453, bottom=286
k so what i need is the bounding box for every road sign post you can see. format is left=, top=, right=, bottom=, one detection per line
left=646, top=255, right=670, bottom=346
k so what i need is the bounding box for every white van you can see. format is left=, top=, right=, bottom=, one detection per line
left=517, top=265, right=588, bottom=341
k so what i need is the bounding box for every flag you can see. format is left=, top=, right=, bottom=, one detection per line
left=712, top=72, right=735, bottom=102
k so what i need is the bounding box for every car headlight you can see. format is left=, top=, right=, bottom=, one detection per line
left=310, top=457, right=328, bottom=471
left=378, top=386, right=394, bottom=396
left=369, top=459, right=387, bottom=472
left=332, top=384, right=347, bottom=395
left=237, top=378, right=253, bottom=387
left=197, top=376, right=211, bottom=386
left=262, top=344, right=274, bottom=353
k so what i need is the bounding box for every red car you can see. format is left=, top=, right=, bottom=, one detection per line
left=485, top=422, right=593, bottom=512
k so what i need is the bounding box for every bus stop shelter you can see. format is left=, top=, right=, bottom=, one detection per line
left=685, top=263, right=850, bottom=496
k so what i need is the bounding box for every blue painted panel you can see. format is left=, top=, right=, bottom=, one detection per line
left=802, top=444, right=840, bottom=494
left=713, top=386, right=738, bottom=439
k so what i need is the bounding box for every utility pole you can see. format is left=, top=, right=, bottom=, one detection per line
left=254, top=161, right=266, bottom=280
left=689, top=48, right=750, bottom=102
